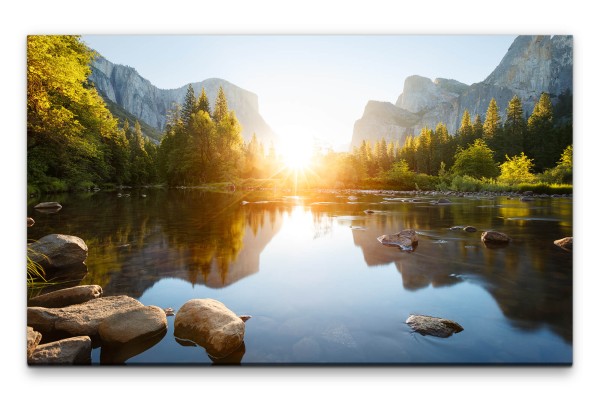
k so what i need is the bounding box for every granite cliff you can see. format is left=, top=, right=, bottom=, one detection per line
left=351, top=35, right=573, bottom=150
left=89, top=55, right=277, bottom=144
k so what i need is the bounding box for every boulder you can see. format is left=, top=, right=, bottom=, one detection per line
left=28, top=285, right=103, bottom=308
left=481, top=231, right=511, bottom=243
left=554, top=236, right=573, bottom=251
left=406, top=314, right=464, bottom=338
left=99, top=305, right=167, bottom=346
left=463, top=226, right=477, bottom=233
left=174, top=299, right=245, bottom=359
left=28, top=234, right=88, bottom=269
left=34, top=202, right=62, bottom=210
left=377, top=229, right=418, bottom=251
left=28, top=336, right=91, bottom=365
left=27, top=217, right=35, bottom=227
left=27, top=295, right=143, bottom=338
left=27, top=326, right=42, bottom=358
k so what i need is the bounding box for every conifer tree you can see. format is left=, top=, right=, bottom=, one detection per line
left=473, top=114, right=484, bottom=140
left=527, top=92, right=555, bottom=171
left=197, top=87, right=211, bottom=114
left=182, top=84, right=196, bottom=126
left=213, top=86, right=229, bottom=123
left=503, top=95, right=526, bottom=156
left=457, top=110, right=474, bottom=148
left=483, top=98, right=501, bottom=140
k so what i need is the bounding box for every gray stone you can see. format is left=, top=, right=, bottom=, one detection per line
left=34, top=202, right=62, bottom=210
left=377, top=229, right=418, bottom=251
left=463, top=226, right=477, bottom=233
left=481, top=231, right=511, bottom=243
left=406, top=314, right=464, bottom=338
left=28, top=336, right=91, bottom=365
left=28, top=285, right=103, bottom=308
left=27, top=295, right=143, bottom=338
left=174, top=299, right=245, bottom=359
left=28, top=234, right=88, bottom=269
left=554, top=237, right=573, bottom=251
left=99, top=305, right=167, bottom=345
left=520, top=196, right=535, bottom=202
left=436, top=198, right=451, bottom=204
left=27, top=326, right=42, bottom=358
left=89, top=56, right=276, bottom=144
left=350, top=36, right=572, bottom=149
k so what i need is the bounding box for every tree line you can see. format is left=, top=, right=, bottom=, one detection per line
left=27, top=35, right=572, bottom=195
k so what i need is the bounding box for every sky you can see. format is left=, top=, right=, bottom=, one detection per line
left=81, top=35, right=517, bottom=150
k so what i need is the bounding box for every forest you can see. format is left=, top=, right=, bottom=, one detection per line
left=27, top=36, right=573, bottom=195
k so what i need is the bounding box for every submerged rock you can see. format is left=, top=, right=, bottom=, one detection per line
left=27, top=326, right=42, bottom=358
left=436, top=198, right=451, bottom=204
left=28, top=336, right=92, bottom=365
left=520, top=196, right=535, bottom=202
left=406, top=314, right=464, bottom=338
left=364, top=209, right=376, bottom=214
left=28, top=285, right=103, bottom=308
left=34, top=202, right=62, bottom=210
left=377, top=229, right=418, bottom=251
left=554, top=236, right=573, bottom=251
left=481, top=231, right=511, bottom=244
left=463, top=226, right=477, bottom=233
left=174, top=299, right=245, bottom=359
left=27, top=295, right=143, bottom=338
left=28, top=234, right=88, bottom=269
left=449, top=226, right=464, bottom=231
left=99, top=305, right=167, bottom=346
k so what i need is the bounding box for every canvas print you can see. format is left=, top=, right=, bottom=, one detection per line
left=26, top=35, right=573, bottom=365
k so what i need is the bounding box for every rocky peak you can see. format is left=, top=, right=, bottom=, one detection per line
left=395, top=75, right=467, bottom=113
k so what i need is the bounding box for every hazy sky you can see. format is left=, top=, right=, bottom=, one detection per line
left=82, top=35, right=517, bottom=149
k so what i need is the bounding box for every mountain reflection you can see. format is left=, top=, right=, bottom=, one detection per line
left=27, top=190, right=286, bottom=298
left=346, top=196, right=572, bottom=342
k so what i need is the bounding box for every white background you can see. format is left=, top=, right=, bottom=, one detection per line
left=2, top=1, right=595, bottom=400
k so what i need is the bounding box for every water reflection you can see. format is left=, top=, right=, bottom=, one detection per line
left=27, top=190, right=573, bottom=363
left=28, top=190, right=287, bottom=298
left=345, top=195, right=572, bottom=343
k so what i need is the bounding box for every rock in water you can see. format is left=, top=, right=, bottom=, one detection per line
left=27, top=217, right=35, bottom=227
left=463, top=226, right=477, bottom=233
left=436, top=198, right=451, bottom=204
left=481, top=231, right=511, bottom=243
left=377, top=229, right=418, bottom=251
left=28, top=336, right=91, bottom=365
left=406, top=314, right=464, bottom=338
left=28, top=285, right=103, bottom=308
left=28, top=234, right=88, bottom=269
left=99, top=305, right=167, bottom=346
left=174, top=299, right=245, bottom=359
left=27, top=296, right=143, bottom=338
left=34, top=202, right=62, bottom=210
left=554, top=237, right=573, bottom=251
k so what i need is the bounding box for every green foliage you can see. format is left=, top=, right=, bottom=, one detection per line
left=27, top=35, right=157, bottom=192
left=498, top=152, right=536, bottom=185
left=451, top=139, right=499, bottom=179
left=450, top=175, right=483, bottom=192
left=483, top=98, right=501, bottom=140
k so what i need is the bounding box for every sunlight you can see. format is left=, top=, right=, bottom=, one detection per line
left=279, top=135, right=314, bottom=171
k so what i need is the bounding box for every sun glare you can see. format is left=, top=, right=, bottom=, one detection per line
left=279, top=137, right=313, bottom=170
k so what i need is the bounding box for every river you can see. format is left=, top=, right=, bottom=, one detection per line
left=27, top=188, right=573, bottom=365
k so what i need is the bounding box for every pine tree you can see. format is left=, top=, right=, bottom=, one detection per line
left=197, top=87, right=211, bottom=114
left=483, top=98, right=501, bottom=140
left=526, top=92, right=555, bottom=171
left=503, top=95, right=526, bottom=156
left=473, top=114, right=484, bottom=140
left=213, top=86, right=229, bottom=123
left=457, top=110, right=474, bottom=148
left=181, top=84, right=196, bottom=126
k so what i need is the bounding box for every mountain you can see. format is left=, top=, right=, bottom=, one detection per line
left=351, top=35, right=573, bottom=150
left=88, top=55, right=278, bottom=144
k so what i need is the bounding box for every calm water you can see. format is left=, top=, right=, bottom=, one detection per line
left=27, top=189, right=573, bottom=365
